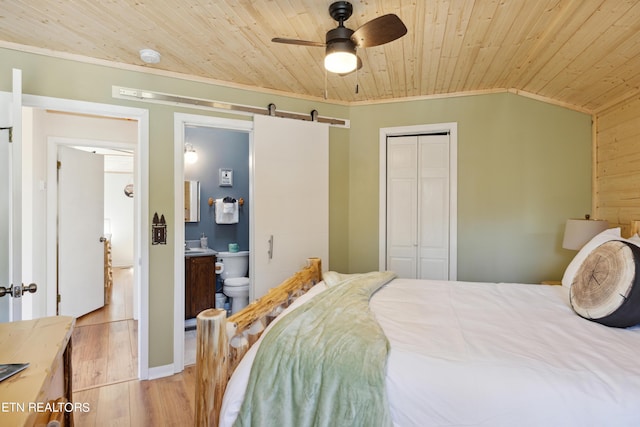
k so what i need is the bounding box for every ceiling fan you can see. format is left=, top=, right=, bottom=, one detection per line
left=272, top=1, right=407, bottom=75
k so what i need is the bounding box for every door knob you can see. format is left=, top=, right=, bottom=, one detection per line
left=0, top=283, right=38, bottom=298
left=21, top=283, right=38, bottom=295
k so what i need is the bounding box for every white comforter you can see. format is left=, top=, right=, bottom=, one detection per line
left=220, top=278, right=640, bottom=426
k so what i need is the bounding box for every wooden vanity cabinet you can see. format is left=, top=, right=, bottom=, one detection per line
left=185, top=255, right=216, bottom=319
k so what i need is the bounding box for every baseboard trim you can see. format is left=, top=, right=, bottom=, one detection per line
left=147, top=364, right=175, bottom=380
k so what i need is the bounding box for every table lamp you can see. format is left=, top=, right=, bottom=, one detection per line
left=562, top=215, right=609, bottom=250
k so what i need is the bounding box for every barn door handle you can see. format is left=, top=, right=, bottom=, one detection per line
left=268, top=235, right=274, bottom=260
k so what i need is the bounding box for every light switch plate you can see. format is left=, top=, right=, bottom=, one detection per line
left=219, top=168, right=233, bottom=186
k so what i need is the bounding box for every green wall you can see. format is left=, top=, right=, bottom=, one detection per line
left=1, top=48, right=592, bottom=369
left=0, top=48, right=349, bottom=368
left=348, top=93, right=592, bottom=282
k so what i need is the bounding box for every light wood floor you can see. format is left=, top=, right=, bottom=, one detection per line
left=76, top=267, right=135, bottom=327
left=73, top=268, right=137, bottom=391
left=72, top=267, right=196, bottom=425
left=73, top=366, right=196, bottom=426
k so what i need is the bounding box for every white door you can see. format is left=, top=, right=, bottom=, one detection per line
left=252, top=115, right=329, bottom=299
left=386, top=134, right=450, bottom=280
left=0, top=69, right=24, bottom=322
left=418, top=135, right=450, bottom=279
left=385, top=138, right=418, bottom=278
left=57, top=146, right=105, bottom=318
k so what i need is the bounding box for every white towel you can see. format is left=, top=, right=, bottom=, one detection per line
left=215, top=199, right=239, bottom=224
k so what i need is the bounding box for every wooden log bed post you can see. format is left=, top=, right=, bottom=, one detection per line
left=195, top=257, right=323, bottom=427
left=195, top=308, right=228, bottom=427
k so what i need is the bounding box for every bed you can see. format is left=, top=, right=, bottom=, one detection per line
left=195, top=226, right=640, bottom=427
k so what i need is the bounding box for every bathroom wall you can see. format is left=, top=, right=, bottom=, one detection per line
left=184, top=126, right=250, bottom=252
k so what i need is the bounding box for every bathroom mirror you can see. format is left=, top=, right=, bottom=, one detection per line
left=184, top=180, right=200, bottom=222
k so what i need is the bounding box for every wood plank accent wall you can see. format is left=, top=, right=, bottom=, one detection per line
left=595, top=94, right=640, bottom=237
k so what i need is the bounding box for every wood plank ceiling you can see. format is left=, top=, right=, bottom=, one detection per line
left=1, top=0, right=639, bottom=112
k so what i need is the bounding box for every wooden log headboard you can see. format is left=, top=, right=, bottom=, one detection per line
left=195, top=257, right=323, bottom=427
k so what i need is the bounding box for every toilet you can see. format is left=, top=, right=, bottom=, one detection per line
left=218, top=250, right=250, bottom=314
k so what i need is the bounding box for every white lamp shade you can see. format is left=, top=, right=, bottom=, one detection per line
left=562, top=218, right=609, bottom=250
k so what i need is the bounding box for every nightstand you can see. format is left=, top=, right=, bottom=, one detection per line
left=541, top=280, right=562, bottom=286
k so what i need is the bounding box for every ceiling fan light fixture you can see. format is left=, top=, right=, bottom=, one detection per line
left=272, top=2, right=407, bottom=79
left=324, top=41, right=357, bottom=74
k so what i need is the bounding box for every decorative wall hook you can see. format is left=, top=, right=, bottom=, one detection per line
left=152, top=212, right=167, bottom=245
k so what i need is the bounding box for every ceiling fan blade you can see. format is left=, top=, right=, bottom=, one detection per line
left=271, top=37, right=325, bottom=48
left=351, top=14, right=407, bottom=48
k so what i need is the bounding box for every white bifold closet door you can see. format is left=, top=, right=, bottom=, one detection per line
left=252, top=115, right=329, bottom=300
left=386, top=134, right=450, bottom=280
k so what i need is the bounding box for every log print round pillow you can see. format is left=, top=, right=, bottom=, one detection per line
left=570, top=240, right=640, bottom=328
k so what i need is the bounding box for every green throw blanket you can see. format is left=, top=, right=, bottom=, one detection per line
left=234, top=271, right=397, bottom=427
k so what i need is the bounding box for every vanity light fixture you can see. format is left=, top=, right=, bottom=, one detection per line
left=184, top=143, right=198, bottom=164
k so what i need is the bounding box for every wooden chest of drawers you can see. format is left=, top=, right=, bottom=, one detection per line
left=0, top=316, right=75, bottom=426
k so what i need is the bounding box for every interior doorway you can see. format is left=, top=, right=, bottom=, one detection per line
left=19, top=94, right=151, bottom=380
left=173, top=113, right=253, bottom=371
left=53, top=140, right=136, bottom=316
left=173, top=113, right=330, bottom=373
left=46, top=128, right=138, bottom=391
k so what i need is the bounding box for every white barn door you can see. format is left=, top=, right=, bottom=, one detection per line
left=386, top=134, right=451, bottom=280
left=252, top=115, right=328, bottom=299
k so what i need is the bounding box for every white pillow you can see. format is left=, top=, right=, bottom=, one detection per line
left=627, top=233, right=640, bottom=246
left=561, top=227, right=621, bottom=288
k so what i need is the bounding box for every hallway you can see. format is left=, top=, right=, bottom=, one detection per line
left=72, top=267, right=137, bottom=391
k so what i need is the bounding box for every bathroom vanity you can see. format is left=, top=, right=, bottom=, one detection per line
left=185, top=249, right=217, bottom=320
